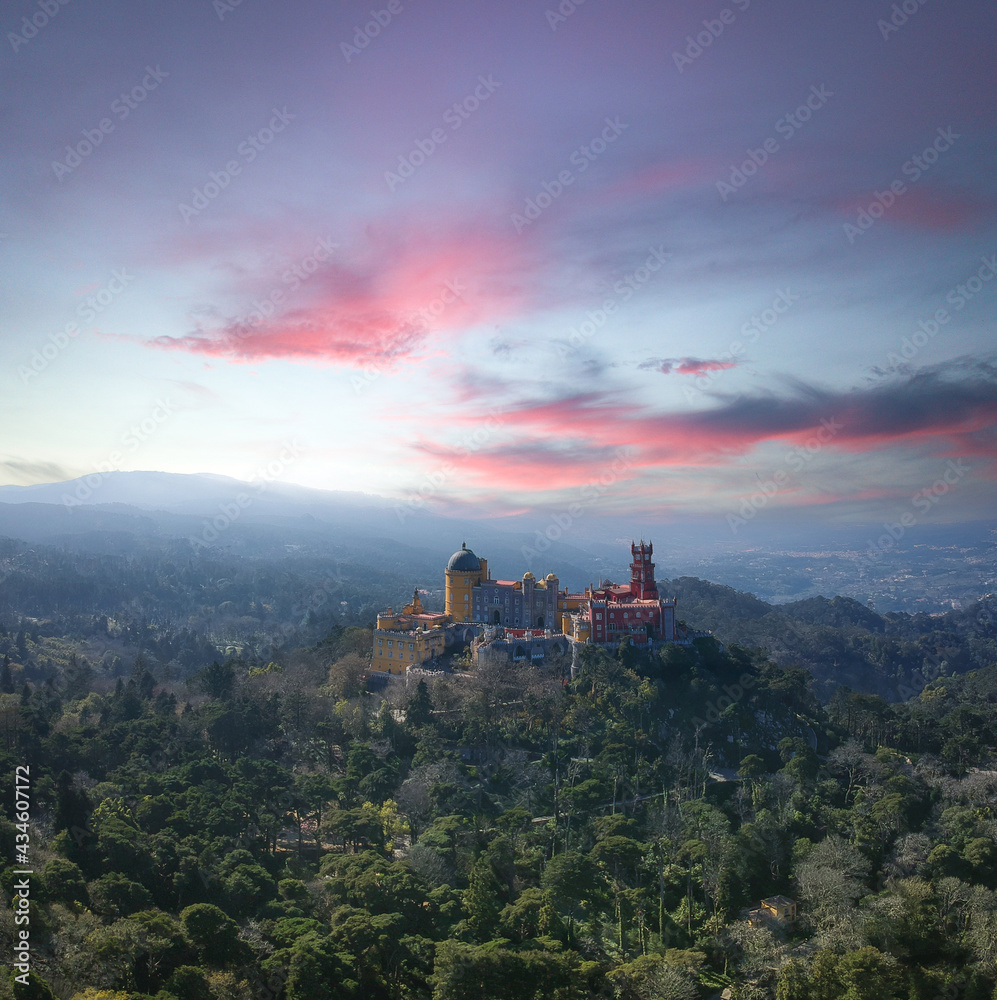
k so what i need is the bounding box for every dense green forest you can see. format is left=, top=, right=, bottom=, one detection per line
left=1, top=611, right=996, bottom=999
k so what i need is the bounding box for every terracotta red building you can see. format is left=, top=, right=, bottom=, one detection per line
left=563, top=541, right=677, bottom=646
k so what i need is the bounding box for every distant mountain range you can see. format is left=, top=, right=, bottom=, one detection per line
left=0, top=472, right=994, bottom=702
left=0, top=471, right=385, bottom=514
left=0, top=471, right=399, bottom=519
left=0, top=471, right=620, bottom=590
left=0, top=471, right=993, bottom=612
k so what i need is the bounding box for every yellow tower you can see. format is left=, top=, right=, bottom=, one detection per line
left=445, top=542, right=485, bottom=622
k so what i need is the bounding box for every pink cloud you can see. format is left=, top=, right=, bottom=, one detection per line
left=640, top=356, right=741, bottom=377
left=147, top=218, right=541, bottom=368
left=603, top=159, right=712, bottom=200
left=836, top=185, right=995, bottom=233
left=405, top=363, right=997, bottom=493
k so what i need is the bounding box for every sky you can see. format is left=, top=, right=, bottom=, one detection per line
left=3, top=0, right=997, bottom=535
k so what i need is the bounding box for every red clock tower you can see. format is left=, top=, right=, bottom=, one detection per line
left=629, top=540, right=658, bottom=600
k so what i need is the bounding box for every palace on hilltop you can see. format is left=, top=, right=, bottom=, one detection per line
left=371, top=540, right=689, bottom=675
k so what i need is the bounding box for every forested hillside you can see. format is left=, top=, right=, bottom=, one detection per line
left=667, top=578, right=997, bottom=701
left=2, top=534, right=995, bottom=704
left=2, top=530, right=995, bottom=999
left=1, top=633, right=996, bottom=999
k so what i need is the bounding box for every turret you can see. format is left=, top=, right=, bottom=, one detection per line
left=445, top=542, right=484, bottom=622
left=629, top=539, right=658, bottom=599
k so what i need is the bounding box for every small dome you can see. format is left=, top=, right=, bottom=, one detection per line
left=447, top=542, right=481, bottom=572
left=523, top=571, right=535, bottom=580
left=545, top=573, right=557, bottom=581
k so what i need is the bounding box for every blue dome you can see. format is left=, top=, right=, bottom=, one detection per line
left=447, top=542, right=481, bottom=572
